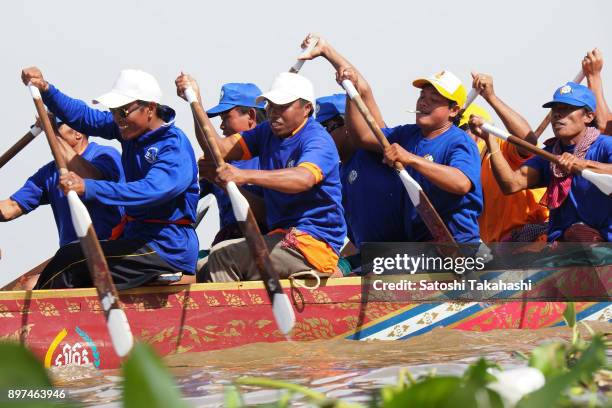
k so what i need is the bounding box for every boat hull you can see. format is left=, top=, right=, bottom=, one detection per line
left=0, top=273, right=610, bottom=370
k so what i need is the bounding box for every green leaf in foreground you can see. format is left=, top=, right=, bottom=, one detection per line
left=0, top=342, right=52, bottom=389
left=0, top=342, right=80, bottom=407
left=122, top=343, right=191, bottom=408
left=517, top=335, right=606, bottom=408
left=528, top=342, right=567, bottom=379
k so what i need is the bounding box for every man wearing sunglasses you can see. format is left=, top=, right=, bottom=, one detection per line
left=21, top=67, right=199, bottom=289
left=176, top=72, right=346, bottom=282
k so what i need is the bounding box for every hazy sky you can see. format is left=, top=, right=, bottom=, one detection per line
left=0, top=0, right=610, bottom=285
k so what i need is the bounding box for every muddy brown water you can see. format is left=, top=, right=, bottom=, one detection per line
left=48, top=323, right=611, bottom=407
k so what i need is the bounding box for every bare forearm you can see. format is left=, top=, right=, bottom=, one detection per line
left=404, top=157, right=472, bottom=195
left=587, top=75, right=611, bottom=133
left=486, top=140, right=530, bottom=194
left=485, top=94, right=537, bottom=158
left=242, top=167, right=315, bottom=194
left=584, top=159, right=612, bottom=175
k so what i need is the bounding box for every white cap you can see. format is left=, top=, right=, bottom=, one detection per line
left=93, top=69, right=162, bottom=108
left=256, top=72, right=315, bottom=105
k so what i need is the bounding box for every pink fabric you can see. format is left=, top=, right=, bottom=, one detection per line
left=541, top=127, right=600, bottom=209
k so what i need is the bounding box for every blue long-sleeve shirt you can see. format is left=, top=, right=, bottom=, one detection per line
left=42, top=85, right=199, bottom=273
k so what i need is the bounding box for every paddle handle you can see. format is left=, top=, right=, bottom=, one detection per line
left=342, top=79, right=457, bottom=246
left=534, top=70, right=585, bottom=137
left=28, top=85, right=69, bottom=172
left=341, top=80, right=403, bottom=172
left=482, top=123, right=612, bottom=196
left=0, top=126, right=42, bottom=169
left=27, top=83, right=134, bottom=357
left=464, top=88, right=480, bottom=110
left=185, top=87, right=225, bottom=168
left=290, top=37, right=319, bottom=73
left=482, top=123, right=558, bottom=163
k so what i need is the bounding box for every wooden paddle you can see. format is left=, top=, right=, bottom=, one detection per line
left=482, top=123, right=612, bottom=196
left=0, top=125, right=42, bottom=170
left=27, top=84, right=134, bottom=357
left=534, top=70, right=586, bottom=137
left=341, top=79, right=458, bottom=245
left=183, top=87, right=295, bottom=335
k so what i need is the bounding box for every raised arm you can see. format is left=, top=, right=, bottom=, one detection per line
left=582, top=49, right=612, bottom=134
left=471, top=72, right=537, bottom=157
left=469, top=115, right=541, bottom=194
left=298, top=35, right=385, bottom=152
left=175, top=73, right=245, bottom=161
left=21, top=67, right=118, bottom=139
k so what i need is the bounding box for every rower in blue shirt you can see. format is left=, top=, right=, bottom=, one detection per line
left=0, top=117, right=124, bottom=289
left=316, top=93, right=415, bottom=251
left=21, top=67, right=199, bottom=290
left=197, top=82, right=267, bottom=246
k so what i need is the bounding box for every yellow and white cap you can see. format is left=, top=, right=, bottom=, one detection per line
left=459, top=103, right=492, bottom=128
left=412, top=70, right=467, bottom=107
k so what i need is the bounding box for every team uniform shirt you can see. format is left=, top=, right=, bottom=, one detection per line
left=200, top=157, right=264, bottom=229
left=11, top=142, right=124, bottom=246
left=524, top=136, right=612, bottom=242
left=382, top=124, right=483, bottom=243
left=42, top=85, right=200, bottom=273
left=340, top=148, right=415, bottom=249
left=236, top=117, right=346, bottom=273
left=477, top=139, right=548, bottom=242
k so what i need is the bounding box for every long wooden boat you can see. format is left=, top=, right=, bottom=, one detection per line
left=0, top=266, right=610, bottom=370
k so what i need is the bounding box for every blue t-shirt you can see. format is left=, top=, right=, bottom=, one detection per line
left=42, top=85, right=200, bottom=274
left=200, top=157, right=264, bottom=229
left=11, top=142, right=124, bottom=246
left=525, top=136, right=612, bottom=241
left=382, top=124, right=483, bottom=243
left=340, top=149, right=415, bottom=249
left=241, top=118, right=347, bottom=253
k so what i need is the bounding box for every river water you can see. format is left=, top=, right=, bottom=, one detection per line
left=49, top=323, right=611, bottom=407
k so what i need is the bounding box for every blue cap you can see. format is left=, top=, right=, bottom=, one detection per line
left=206, top=83, right=265, bottom=117
left=315, top=93, right=346, bottom=123
left=542, top=82, right=596, bottom=112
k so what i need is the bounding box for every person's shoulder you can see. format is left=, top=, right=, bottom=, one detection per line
left=594, top=133, right=612, bottom=148
left=89, top=142, right=121, bottom=158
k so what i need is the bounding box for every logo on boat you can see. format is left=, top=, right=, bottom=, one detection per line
left=348, top=169, right=358, bottom=184
left=44, top=327, right=101, bottom=369
left=144, top=147, right=159, bottom=164
left=423, top=154, right=434, bottom=162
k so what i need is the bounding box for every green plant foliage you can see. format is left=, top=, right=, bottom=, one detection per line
left=122, top=343, right=191, bottom=408
left=528, top=342, right=568, bottom=379
left=0, top=342, right=80, bottom=408
left=517, top=336, right=607, bottom=408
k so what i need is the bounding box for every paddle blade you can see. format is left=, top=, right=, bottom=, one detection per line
left=226, top=181, right=249, bottom=222
left=398, top=169, right=422, bottom=206
left=67, top=190, right=93, bottom=237
left=108, top=308, right=134, bottom=357
left=581, top=169, right=612, bottom=196
left=272, top=293, right=296, bottom=335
